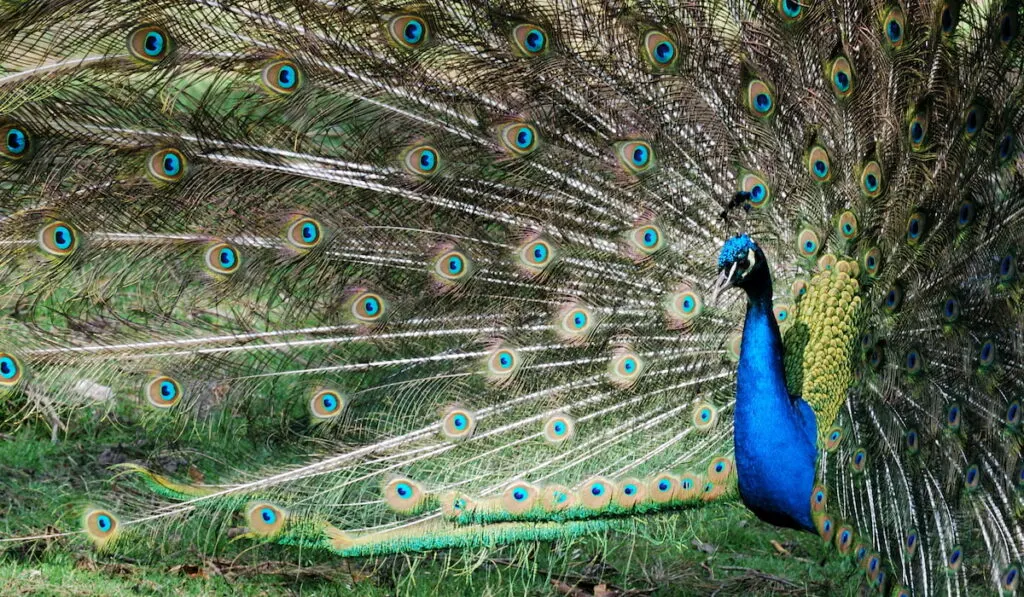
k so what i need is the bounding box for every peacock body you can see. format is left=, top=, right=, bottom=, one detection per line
left=0, top=0, right=1023, bottom=593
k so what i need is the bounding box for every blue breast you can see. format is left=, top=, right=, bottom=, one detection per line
left=733, top=295, right=818, bottom=531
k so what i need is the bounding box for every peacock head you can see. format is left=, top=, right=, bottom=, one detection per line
left=712, top=234, right=768, bottom=301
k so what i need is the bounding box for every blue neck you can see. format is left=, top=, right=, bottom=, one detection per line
left=733, top=274, right=818, bottom=531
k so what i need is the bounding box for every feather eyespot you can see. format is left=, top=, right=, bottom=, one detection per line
left=442, top=407, right=476, bottom=440
left=908, top=112, right=928, bottom=150
left=616, top=478, right=645, bottom=507
left=835, top=527, right=854, bottom=554
left=859, top=161, right=883, bottom=197
left=979, top=340, right=996, bottom=367
left=641, top=31, right=678, bottom=69
left=964, top=464, right=981, bottom=490
left=939, top=2, right=956, bottom=33
left=83, top=508, right=120, bottom=548
left=128, top=25, right=171, bottom=63
left=791, top=279, right=808, bottom=299
left=516, top=237, right=557, bottom=274
left=432, top=249, right=472, bottom=283
left=498, top=123, right=539, bottom=155
left=904, top=349, right=923, bottom=374
left=810, top=485, right=827, bottom=513
left=543, top=414, right=575, bottom=443
left=884, top=7, right=906, bottom=48
left=862, top=247, right=881, bottom=277
left=0, top=353, right=23, bottom=387
left=829, top=57, right=854, bottom=97
left=964, top=104, right=986, bottom=138
left=402, top=145, right=439, bottom=176
left=1005, top=566, right=1022, bottom=593
left=807, top=146, right=832, bottom=182
left=947, top=546, right=963, bottom=571
left=349, top=291, right=385, bottom=322
left=850, top=448, right=868, bottom=473
left=630, top=224, right=664, bottom=254
left=204, top=243, right=240, bottom=275
left=502, top=482, right=538, bottom=513
left=1007, top=401, right=1021, bottom=426
left=615, top=140, right=655, bottom=175
left=999, top=133, right=1015, bottom=162
left=38, top=221, right=78, bottom=257
left=145, top=375, right=182, bottom=409
left=739, top=172, right=772, bottom=207
left=905, top=429, right=919, bottom=454
left=773, top=303, right=791, bottom=324
left=388, top=15, right=429, bottom=48
left=286, top=217, right=322, bottom=250
left=261, top=60, right=302, bottom=95
left=746, top=79, right=775, bottom=117
left=486, top=346, right=521, bottom=380
left=247, top=503, right=286, bottom=536
left=693, top=403, right=718, bottom=430
left=797, top=228, right=820, bottom=257
left=883, top=284, right=903, bottom=312
left=580, top=477, right=615, bottom=509
left=825, top=426, right=844, bottom=451
left=998, top=9, right=1019, bottom=46
left=708, top=457, right=732, bottom=483
left=511, top=24, right=548, bottom=57
left=147, top=148, right=187, bottom=183
left=956, top=200, right=976, bottom=228
left=941, top=296, right=960, bottom=322
left=816, top=515, right=835, bottom=542
left=664, top=287, right=703, bottom=327
left=999, top=255, right=1016, bottom=282
left=946, top=404, right=962, bottom=430
left=779, top=0, right=802, bottom=20
left=649, top=473, right=678, bottom=503
left=557, top=305, right=596, bottom=341
left=310, top=389, right=345, bottom=420
left=385, top=478, right=426, bottom=513
left=906, top=211, right=926, bottom=244
left=836, top=211, right=858, bottom=240
left=609, top=352, right=644, bottom=387
left=1, top=124, right=30, bottom=160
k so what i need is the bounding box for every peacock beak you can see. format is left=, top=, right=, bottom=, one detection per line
left=711, top=261, right=739, bottom=304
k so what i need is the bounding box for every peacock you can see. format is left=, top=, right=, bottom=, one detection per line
left=1, top=0, right=1023, bottom=593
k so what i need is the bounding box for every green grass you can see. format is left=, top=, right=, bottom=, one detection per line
left=0, top=416, right=867, bottom=596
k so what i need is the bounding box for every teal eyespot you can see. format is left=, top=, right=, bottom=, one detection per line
left=908, top=114, right=927, bottom=149
left=979, top=340, right=996, bottom=366
left=442, top=408, right=476, bottom=440
left=906, top=211, right=926, bottom=244
left=487, top=346, right=521, bottom=379
left=558, top=305, right=595, bottom=340
left=999, top=133, right=1015, bottom=162
left=807, top=146, right=831, bottom=182
left=860, top=161, right=883, bottom=197
left=38, top=221, right=78, bottom=257
left=965, top=464, right=980, bottom=489
left=349, top=291, right=385, bottom=322
left=1007, top=401, right=1021, bottom=426
left=310, top=389, right=345, bottom=419
left=204, top=243, right=240, bottom=275
left=884, top=7, right=906, bottom=48
left=147, top=148, right=187, bottom=183
left=797, top=228, right=819, bottom=257
left=145, top=375, right=182, bottom=408
left=998, top=9, right=1019, bottom=46
left=128, top=25, right=171, bottom=63
left=512, top=24, right=548, bottom=57
left=746, top=79, right=775, bottom=117
left=433, top=249, right=472, bottom=283
left=286, top=217, right=322, bottom=249
left=693, top=403, right=718, bottom=429
left=615, top=140, right=655, bottom=174
left=883, top=284, right=903, bottom=312
left=2, top=125, right=29, bottom=159
left=403, top=145, right=439, bottom=176
left=956, top=200, right=975, bottom=228
left=947, top=546, right=963, bottom=571
left=499, top=123, right=539, bottom=155
left=947, top=404, right=962, bottom=430
left=904, top=349, right=922, bottom=374
left=630, top=223, right=664, bottom=254
left=261, top=60, right=303, bottom=95
left=642, top=31, right=678, bottom=68
left=779, top=0, right=802, bottom=19
left=964, top=104, right=986, bottom=138
left=84, top=509, right=119, bottom=546
left=246, top=503, right=286, bottom=536
left=1000, top=255, right=1016, bottom=281
left=543, top=414, right=575, bottom=442
left=388, top=16, right=429, bottom=48
left=0, top=353, right=23, bottom=387
left=905, top=429, right=919, bottom=454
left=829, top=57, right=854, bottom=98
